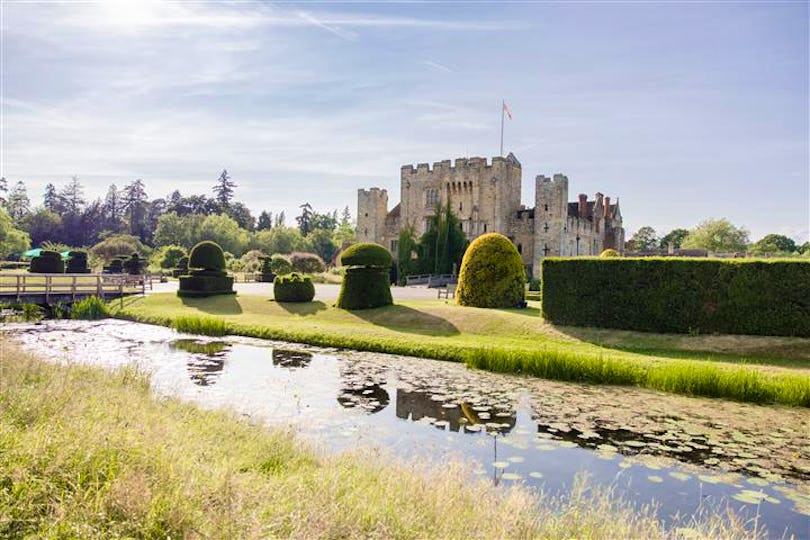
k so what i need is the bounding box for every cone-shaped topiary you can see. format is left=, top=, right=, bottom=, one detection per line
left=29, top=250, right=65, bottom=273
left=189, top=241, right=227, bottom=274
left=178, top=241, right=234, bottom=297
left=66, top=250, right=90, bottom=273
left=456, top=233, right=525, bottom=308
left=273, top=272, right=315, bottom=302
left=336, top=242, right=393, bottom=310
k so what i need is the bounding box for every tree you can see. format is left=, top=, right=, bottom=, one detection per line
left=0, top=208, right=31, bottom=257
left=629, top=226, right=658, bottom=251
left=296, top=203, right=314, bottom=236
left=0, top=177, right=7, bottom=206
left=751, top=234, right=797, bottom=254
left=257, top=211, right=273, bottom=231
left=123, top=179, right=149, bottom=241
left=90, top=234, right=148, bottom=263
left=418, top=204, right=468, bottom=274
left=60, top=175, right=85, bottom=215
left=6, top=181, right=31, bottom=223
left=659, top=228, right=690, bottom=250
left=154, top=212, right=192, bottom=247
left=22, top=208, right=62, bottom=247
left=103, top=184, right=125, bottom=234
left=397, top=226, right=419, bottom=285
left=212, top=169, right=236, bottom=206
left=682, top=218, right=749, bottom=253
left=227, top=201, right=255, bottom=231
left=194, top=213, right=250, bottom=257
left=311, top=210, right=337, bottom=232
left=308, top=228, right=338, bottom=263
left=800, top=241, right=810, bottom=255
left=274, top=211, right=286, bottom=228
left=252, top=226, right=310, bottom=255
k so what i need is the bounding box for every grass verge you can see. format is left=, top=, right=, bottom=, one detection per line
left=0, top=340, right=760, bottom=538
left=111, top=294, right=810, bottom=407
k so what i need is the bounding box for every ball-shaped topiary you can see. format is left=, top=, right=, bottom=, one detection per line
left=189, top=241, right=227, bottom=273
left=339, top=243, right=392, bottom=267
left=599, top=248, right=620, bottom=258
left=29, top=250, right=65, bottom=273
left=289, top=252, right=326, bottom=274
left=456, top=233, right=525, bottom=308
left=336, top=242, right=393, bottom=310
left=178, top=241, right=235, bottom=297
left=273, top=272, right=315, bottom=302
left=269, top=254, right=293, bottom=276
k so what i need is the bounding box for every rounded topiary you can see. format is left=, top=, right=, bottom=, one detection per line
left=456, top=233, right=525, bottom=308
left=189, top=241, right=227, bottom=272
left=273, top=272, right=315, bottom=302
left=599, top=248, right=620, bottom=258
left=339, top=243, right=392, bottom=267
left=336, top=242, right=393, bottom=310
left=289, top=252, right=326, bottom=274
left=123, top=253, right=145, bottom=275
left=269, top=254, right=293, bottom=276
left=178, top=241, right=235, bottom=297
left=66, top=250, right=90, bottom=273
left=29, top=250, right=65, bottom=273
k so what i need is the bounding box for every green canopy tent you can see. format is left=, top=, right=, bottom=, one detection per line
left=20, top=248, right=70, bottom=260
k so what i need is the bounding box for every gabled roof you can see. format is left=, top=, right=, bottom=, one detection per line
left=387, top=203, right=401, bottom=218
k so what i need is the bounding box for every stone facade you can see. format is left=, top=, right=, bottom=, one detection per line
left=357, top=153, right=625, bottom=277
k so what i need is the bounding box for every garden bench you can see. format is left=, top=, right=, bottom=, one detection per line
left=437, top=283, right=456, bottom=300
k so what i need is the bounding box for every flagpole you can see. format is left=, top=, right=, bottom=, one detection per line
left=499, top=99, right=505, bottom=157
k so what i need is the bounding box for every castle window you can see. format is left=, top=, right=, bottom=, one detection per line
left=425, top=188, right=439, bottom=207
left=364, top=213, right=368, bottom=217
left=543, top=223, right=549, bottom=232
left=459, top=202, right=462, bottom=212
left=391, top=240, right=399, bottom=254
left=517, top=243, right=523, bottom=254
left=484, top=224, right=487, bottom=233
left=544, top=204, right=549, bottom=212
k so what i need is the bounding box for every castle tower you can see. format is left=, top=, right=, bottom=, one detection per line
left=533, top=174, right=569, bottom=269
left=356, top=188, right=388, bottom=246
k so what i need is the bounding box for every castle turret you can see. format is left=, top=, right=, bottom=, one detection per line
left=532, top=174, right=569, bottom=272
left=357, top=188, right=388, bottom=246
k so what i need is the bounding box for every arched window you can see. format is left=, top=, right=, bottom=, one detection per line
left=517, top=243, right=523, bottom=254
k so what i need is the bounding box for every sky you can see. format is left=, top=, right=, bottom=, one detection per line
left=1, top=0, right=808, bottom=242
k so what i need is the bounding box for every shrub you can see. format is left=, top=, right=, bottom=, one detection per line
left=153, top=245, right=187, bottom=269
left=172, top=256, right=189, bottom=278
left=29, top=250, right=65, bottom=273
left=456, top=233, right=525, bottom=308
left=336, top=242, right=393, bottom=310
left=274, top=272, right=315, bottom=302
left=289, top=252, right=326, bottom=274
left=339, top=243, right=391, bottom=267
left=599, top=248, right=620, bottom=258
left=528, top=277, right=541, bottom=291
left=178, top=241, right=235, bottom=298
left=189, top=241, right=227, bottom=272
left=106, top=258, right=125, bottom=274
left=65, top=251, right=90, bottom=273
left=269, top=254, right=293, bottom=276
left=123, top=253, right=145, bottom=275
left=541, top=258, right=810, bottom=337
left=256, top=256, right=276, bottom=282
left=71, top=296, right=109, bottom=320
left=238, top=250, right=266, bottom=273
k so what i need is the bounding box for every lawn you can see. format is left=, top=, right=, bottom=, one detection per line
left=112, top=293, right=810, bottom=407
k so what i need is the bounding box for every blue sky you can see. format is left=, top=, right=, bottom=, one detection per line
left=1, top=1, right=808, bottom=242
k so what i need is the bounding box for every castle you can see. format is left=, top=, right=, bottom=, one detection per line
left=357, top=153, right=625, bottom=278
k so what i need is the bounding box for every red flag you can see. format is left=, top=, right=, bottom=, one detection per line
left=503, top=101, right=513, bottom=120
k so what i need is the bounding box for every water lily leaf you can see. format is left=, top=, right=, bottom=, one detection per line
left=529, top=472, right=544, bottom=479
left=648, top=475, right=664, bottom=483
left=492, top=461, right=510, bottom=469
left=502, top=472, right=522, bottom=480
left=668, top=472, right=690, bottom=482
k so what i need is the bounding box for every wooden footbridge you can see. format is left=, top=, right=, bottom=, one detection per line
left=0, top=273, right=154, bottom=305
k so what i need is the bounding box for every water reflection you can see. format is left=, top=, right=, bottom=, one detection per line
left=272, top=348, right=313, bottom=369
left=170, top=340, right=229, bottom=387
left=337, top=361, right=389, bottom=413
left=396, top=390, right=516, bottom=434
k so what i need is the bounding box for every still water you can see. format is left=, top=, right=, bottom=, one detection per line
left=6, top=319, right=809, bottom=537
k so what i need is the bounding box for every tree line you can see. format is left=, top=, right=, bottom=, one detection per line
left=627, top=219, right=809, bottom=256
left=0, top=172, right=356, bottom=264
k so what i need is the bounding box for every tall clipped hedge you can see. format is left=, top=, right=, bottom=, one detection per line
left=178, top=241, right=234, bottom=298
left=29, top=250, right=64, bottom=274
left=336, top=243, right=393, bottom=310
left=456, top=233, right=525, bottom=308
left=541, top=258, right=810, bottom=337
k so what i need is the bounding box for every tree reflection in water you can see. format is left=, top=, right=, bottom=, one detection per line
left=170, top=339, right=228, bottom=387
left=395, top=390, right=516, bottom=435
left=336, top=360, right=390, bottom=413
left=272, top=348, right=313, bottom=369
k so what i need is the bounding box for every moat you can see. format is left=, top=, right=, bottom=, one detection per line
left=6, top=319, right=809, bottom=537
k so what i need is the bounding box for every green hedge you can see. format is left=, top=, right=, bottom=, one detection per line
left=177, top=274, right=235, bottom=298
left=29, top=251, right=64, bottom=274
left=541, top=258, right=810, bottom=337
left=339, top=243, right=391, bottom=267
left=189, top=241, right=226, bottom=271
left=335, top=267, right=392, bottom=310
left=456, top=233, right=525, bottom=308
left=273, top=273, right=315, bottom=302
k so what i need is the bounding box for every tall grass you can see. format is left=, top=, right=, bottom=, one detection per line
left=172, top=315, right=230, bottom=336
left=0, top=341, right=760, bottom=539
left=71, top=296, right=110, bottom=320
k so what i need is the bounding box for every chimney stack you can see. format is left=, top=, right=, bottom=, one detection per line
left=604, top=196, right=612, bottom=220
left=578, top=193, right=587, bottom=218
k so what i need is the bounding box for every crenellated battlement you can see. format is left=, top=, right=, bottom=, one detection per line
left=358, top=187, right=388, bottom=198
left=401, top=155, right=519, bottom=175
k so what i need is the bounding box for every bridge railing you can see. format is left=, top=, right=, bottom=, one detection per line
left=0, top=273, right=150, bottom=302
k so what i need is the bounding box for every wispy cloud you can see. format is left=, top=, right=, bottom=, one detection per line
left=296, top=11, right=358, bottom=41
left=423, top=60, right=454, bottom=73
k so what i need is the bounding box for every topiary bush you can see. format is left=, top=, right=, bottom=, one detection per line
left=172, top=256, right=189, bottom=278
left=178, top=241, right=235, bottom=298
left=123, top=253, right=145, bottom=275
left=105, top=257, right=125, bottom=274
left=456, top=233, right=525, bottom=308
left=256, top=256, right=276, bottom=282
left=29, top=250, right=65, bottom=273
left=273, top=272, right=315, bottom=302
left=599, top=248, right=620, bottom=258
left=269, top=254, right=293, bottom=276
left=289, top=252, right=326, bottom=274
left=336, top=243, right=393, bottom=310
left=65, top=251, right=90, bottom=273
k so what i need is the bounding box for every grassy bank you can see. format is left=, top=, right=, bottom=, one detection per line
left=111, top=294, right=810, bottom=407
left=0, top=341, right=757, bottom=538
